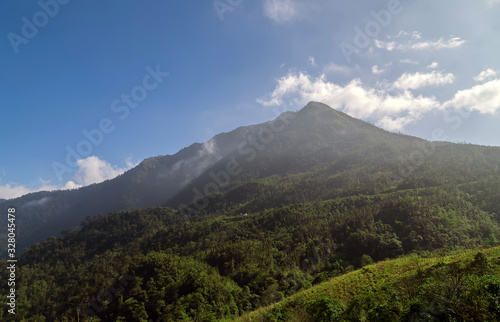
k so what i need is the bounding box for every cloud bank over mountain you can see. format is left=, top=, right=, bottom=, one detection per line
left=0, top=156, right=136, bottom=199
left=258, top=65, right=500, bottom=132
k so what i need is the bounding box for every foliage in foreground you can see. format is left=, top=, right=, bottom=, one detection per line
left=241, top=250, right=500, bottom=322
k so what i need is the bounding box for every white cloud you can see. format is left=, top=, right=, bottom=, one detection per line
left=264, top=0, right=298, bottom=23
left=427, top=62, right=439, bottom=69
left=62, top=181, right=81, bottom=190
left=387, top=30, right=408, bottom=39
left=393, top=71, right=455, bottom=90
left=375, top=33, right=466, bottom=52
left=125, top=156, right=139, bottom=169
left=0, top=177, right=64, bottom=200
left=443, top=78, right=500, bottom=114
left=412, top=31, right=422, bottom=40
left=372, top=65, right=383, bottom=75
left=400, top=59, right=419, bottom=65
left=257, top=72, right=441, bottom=131
left=72, top=156, right=129, bottom=186
left=0, top=156, right=136, bottom=200
left=22, top=197, right=51, bottom=207
left=473, top=68, right=497, bottom=82
left=258, top=69, right=500, bottom=131
left=372, top=62, right=392, bottom=75
left=323, top=62, right=356, bottom=76
left=201, top=139, right=217, bottom=155
left=361, top=47, right=375, bottom=56
left=308, top=56, right=317, bottom=67
left=166, top=139, right=222, bottom=186
left=0, top=183, right=32, bottom=200
left=411, top=37, right=466, bottom=50
left=375, top=39, right=397, bottom=51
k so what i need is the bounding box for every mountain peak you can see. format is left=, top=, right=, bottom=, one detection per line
left=298, top=102, right=348, bottom=119
left=295, top=101, right=360, bottom=126
left=302, top=101, right=336, bottom=113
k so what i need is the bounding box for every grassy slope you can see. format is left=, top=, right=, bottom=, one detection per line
left=236, top=245, right=500, bottom=321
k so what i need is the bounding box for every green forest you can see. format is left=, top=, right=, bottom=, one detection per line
left=241, top=248, right=500, bottom=321
left=1, top=182, right=500, bottom=320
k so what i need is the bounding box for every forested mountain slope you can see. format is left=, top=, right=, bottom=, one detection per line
left=4, top=102, right=500, bottom=253
left=1, top=184, right=499, bottom=320
left=168, top=102, right=500, bottom=219
left=0, top=109, right=287, bottom=252
left=1, top=102, right=500, bottom=320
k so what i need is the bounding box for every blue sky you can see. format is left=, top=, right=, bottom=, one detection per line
left=1, top=0, right=500, bottom=199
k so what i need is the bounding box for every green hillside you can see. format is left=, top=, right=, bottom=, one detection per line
left=237, top=246, right=500, bottom=321
left=1, top=185, right=499, bottom=320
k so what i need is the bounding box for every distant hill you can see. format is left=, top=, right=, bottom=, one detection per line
left=0, top=118, right=274, bottom=252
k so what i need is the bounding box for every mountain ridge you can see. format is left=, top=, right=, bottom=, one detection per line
left=2, top=102, right=500, bottom=254
left=0, top=103, right=333, bottom=251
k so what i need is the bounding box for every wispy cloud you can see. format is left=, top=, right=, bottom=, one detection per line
left=411, top=31, right=422, bottom=40
left=372, top=62, right=392, bottom=75
left=393, top=71, right=455, bottom=90
left=411, top=37, right=465, bottom=50
left=308, top=56, right=317, bottom=67
left=375, top=32, right=466, bottom=52
left=473, top=68, right=497, bottom=82
left=387, top=30, right=408, bottom=39
left=400, top=59, right=419, bottom=65
left=263, top=0, right=299, bottom=23
left=372, top=65, right=384, bottom=75
left=427, top=62, right=439, bottom=69
left=167, top=139, right=221, bottom=186
left=323, top=62, right=356, bottom=76
left=22, top=197, right=51, bottom=208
